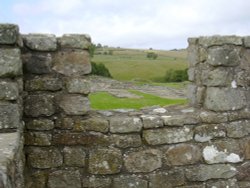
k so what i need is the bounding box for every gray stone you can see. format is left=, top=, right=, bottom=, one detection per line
left=26, top=118, right=54, bottom=130
left=188, top=67, right=195, bottom=81
left=27, top=147, right=63, bottom=168
left=199, top=36, right=242, bottom=47
left=149, top=169, right=185, bottom=188
left=0, top=102, right=20, bottom=129
left=124, top=149, right=162, bottom=172
left=237, top=162, right=250, bottom=181
left=82, top=176, right=111, bottom=188
left=111, top=134, right=142, bottom=148
left=165, top=144, right=201, bottom=166
left=24, top=94, right=55, bottom=117
left=141, top=115, right=164, bottom=129
left=243, top=36, right=250, bottom=48
left=0, top=80, right=19, bottom=100
left=25, top=170, right=47, bottom=188
left=161, top=114, right=199, bottom=126
left=88, top=148, right=122, bottom=174
left=57, top=95, right=90, bottom=115
left=66, top=78, right=90, bottom=94
left=74, top=117, right=109, bottom=133
left=63, top=146, right=86, bottom=167
left=23, top=34, right=57, bottom=51
left=55, top=117, right=74, bottom=130
left=204, top=87, right=246, bottom=111
left=52, top=50, right=91, bottom=76
left=24, top=132, right=52, bottom=146
left=143, top=127, right=193, bottom=145
left=175, top=185, right=205, bottom=188
left=226, top=120, right=250, bottom=138
left=59, top=34, right=91, bottom=49
left=187, top=85, right=205, bottom=107
left=0, top=48, right=22, bottom=77
left=110, top=117, right=142, bottom=133
left=207, top=46, right=240, bottom=67
left=48, top=170, right=81, bottom=188
left=113, top=175, right=148, bottom=188
left=0, top=24, right=19, bottom=44
left=185, top=164, right=237, bottom=181
left=199, top=111, right=228, bottom=123
left=238, top=181, right=250, bottom=188
left=206, top=179, right=238, bottom=188
left=23, top=53, right=52, bottom=74
left=187, top=42, right=199, bottom=67
left=228, top=110, right=250, bottom=121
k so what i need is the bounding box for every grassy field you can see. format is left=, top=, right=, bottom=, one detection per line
left=92, top=48, right=188, bottom=82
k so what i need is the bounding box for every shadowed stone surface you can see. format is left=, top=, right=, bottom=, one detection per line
left=0, top=102, right=20, bottom=129
left=0, top=80, right=19, bottom=100
left=113, top=175, right=148, bottom=188
left=0, top=24, right=19, bottom=44
left=26, top=119, right=54, bottom=130
left=63, top=146, right=86, bottom=167
left=59, top=34, right=91, bottom=49
left=82, top=176, right=111, bottom=188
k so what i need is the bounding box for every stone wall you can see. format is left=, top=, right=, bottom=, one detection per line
left=0, top=23, right=250, bottom=187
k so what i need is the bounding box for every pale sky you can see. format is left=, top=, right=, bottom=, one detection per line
left=1, top=0, right=250, bottom=49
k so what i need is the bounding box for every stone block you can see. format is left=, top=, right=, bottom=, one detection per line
left=55, top=117, right=74, bottom=130
left=199, top=111, right=228, bottom=123
left=0, top=24, right=19, bottom=44
left=185, top=164, right=237, bottom=181
left=141, top=115, right=164, bottom=129
left=225, top=120, right=250, bottom=138
left=57, top=95, right=90, bottom=115
left=110, top=117, right=142, bottom=133
left=25, top=170, right=47, bottom=188
left=206, top=179, right=238, bottom=188
left=88, top=148, right=122, bottom=174
left=113, top=175, right=148, bottom=188
left=24, top=132, right=52, bottom=146
left=63, top=146, right=86, bottom=167
left=82, top=176, right=111, bottom=188
left=165, top=144, right=201, bottom=166
left=204, top=87, right=246, bottom=111
left=0, top=48, right=22, bottom=77
left=59, top=34, right=91, bottom=49
left=143, top=127, right=193, bottom=145
left=0, top=80, right=19, bottom=100
left=66, top=77, right=90, bottom=94
left=187, top=42, right=199, bottom=67
left=0, top=102, right=20, bottom=129
left=26, top=118, right=54, bottom=130
left=238, top=181, right=250, bottom=188
left=23, top=53, right=52, bottom=74
left=27, top=147, right=63, bottom=168
left=243, top=36, right=250, bottom=48
left=52, top=50, right=91, bottom=76
left=111, top=134, right=142, bottom=148
left=161, top=114, right=199, bottom=126
left=237, top=162, right=250, bottom=181
left=48, top=170, right=81, bottom=188
left=199, top=35, right=242, bottom=47
left=243, top=139, right=250, bottom=159
left=124, top=149, right=162, bottom=173
left=24, top=94, right=55, bottom=117
left=22, top=34, right=57, bottom=51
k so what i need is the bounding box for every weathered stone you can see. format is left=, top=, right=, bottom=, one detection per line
left=73, top=117, right=109, bottom=133
left=111, top=134, right=142, bottom=148
left=66, top=77, right=90, bottom=94
left=27, top=147, right=63, bottom=168
left=23, top=53, right=52, bottom=74
left=185, top=164, right=237, bottom=181
left=23, top=34, right=57, bottom=51
left=143, top=127, right=193, bottom=145
left=25, top=170, right=47, bottom=188
left=243, top=36, right=250, bottom=48
left=63, top=146, right=86, bottom=167
left=0, top=24, right=19, bottom=44
left=25, top=76, right=62, bottom=91
left=52, top=50, right=91, bottom=76
left=175, top=185, right=205, bottom=188
left=204, top=87, right=246, bottom=111
left=89, top=148, right=122, bottom=174
left=48, top=170, right=81, bottom=188
left=187, top=42, right=199, bottom=67
left=55, top=117, right=74, bottom=130
left=161, top=114, right=199, bottom=126
left=206, top=179, right=238, bottom=188
left=24, top=94, right=55, bottom=117
left=0, top=80, right=19, bottom=100
left=228, top=110, right=250, bottom=121
left=59, top=34, right=91, bottom=49
left=57, top=95, right=90, bottom=115
left=113, top=175, right=148, bottom=188
left=237, top=162, right=250, bottom=181
left=26, top=118, right=54, bottom=130
left=226, top=120, right=250, bottom=138
left=24, top=132, right=52, bottom=146
left=165, top=144, right=201, bottom=165
left=124, top=149, right=162, bottom=173
left=0, top=102, right=20, bottom=129
left=243, top=139, right=250, bottom=159
left=187, top=85, right=205, bottom=107
left=207, top=46, right=241, bottom=67
left=149, top=169, right=185, bottom=188
left=238, top=181, right=250, bottom=188
left=82, top=176, right=111, bottom=188
left=110, top=116, right=142, bottom=133
left=199, top=36, right=242, bottom=47
left=53, top=132, right=110, bottom=146
left=194, top=124, right=226, bottom=142
left=0, top=48, right=22, bottom=77
left=199, top=111, right=228, bottom=123
left=141, top=115, right=164, bottom=129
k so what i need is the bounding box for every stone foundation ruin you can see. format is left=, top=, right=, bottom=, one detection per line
left=0, top=23, right=250, bottom=188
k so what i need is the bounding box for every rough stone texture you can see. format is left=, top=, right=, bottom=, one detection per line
left=24, top=94, right=55, bottom=117
left=88, top=148, right=122, bottom=174
left=113, top=175, right=148, bottom=188
left=26, top=118, right=54, bottom=130
left=199, top=111, right=228, bottom=123
left=59, top=34, right=91, bottom=49
left=161, top=114, right=199, bottom=126
left=206, top=179, right=238, bottom=188
left=82, top=176, right=112, bottom=188
left=110, top=116, right=143, bottom=133
left=0, top=101, right=20, bottom=129
left=63, top=146, right=86, bottom=167
left=124, top=149, right=162, bottom=172
left=186, top=164, right=237, bottom=181
left=238, top=181, right=250, bottom=188
left=143, top=127, right=193, bottom=145
left=23, top=34, right=57, bottom=51
left=66, top=77, right=90, bottom=94
left=52, top=50, right=91, bottom=76
left=0, top=48, right=22, bottom=77
left=141, top=115, right=164, bottom=128
left=199, top=35, right=243, bottom=47
left=244, top=36, right=250, bottom=47
left=24, top=132, right=52, bottom=146
left=244, top=138, right=250, bottom=159
left=0, top=80, right=19, bottom=100
left=237, top=162, right=250, bottom=181
left=25, top=170, right=47, bottom=188
left=55, top=117, right=74, bottom=130
left=225, top=120, right=250, bottom=138
left=47, top=170, right=81, bottom=188
left=0, top=24, right=19, bottom=44
left=57, top=95, right=90, bottom=115
left=111, top=134, right=142, bottom=148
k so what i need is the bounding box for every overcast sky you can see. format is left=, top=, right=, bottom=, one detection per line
left=1, top=0, right=250, bottom=49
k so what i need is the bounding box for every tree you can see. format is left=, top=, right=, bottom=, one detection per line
left=89, top=43, right=96, bottom=57
left=147, top=52, right=158, bottom=60
left=91, top=62, right=112, bottom=78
